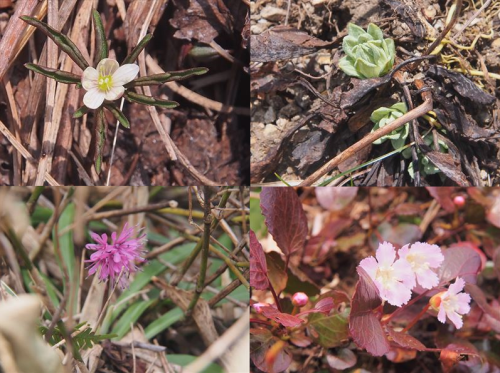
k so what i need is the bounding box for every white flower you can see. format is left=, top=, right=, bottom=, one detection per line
left=399, top=242, right=444, bottom=289
left=359, top=241, right=415, bottom=307
left=430, top=277, right=471, bottom=329
left=81, top=58, right=139, bottom=109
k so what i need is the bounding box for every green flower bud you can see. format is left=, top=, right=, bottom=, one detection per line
left=370, top=102, right=408, bottom=149
left=339, top=23, right=396, bottom=79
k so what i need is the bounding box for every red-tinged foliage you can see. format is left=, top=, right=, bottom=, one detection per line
left=438, top=244, right=482, bottom=285
left=303, top=218, right=351, bottom=265
left=289, top=333, right=312, bottom=347
left=386, top=328, right=426, bottom=351
left=266, top=251, right=288, bottom=295
left=260, top=306, right=305, bottom=327
left=426, top=187, right=457, bottom=213
left=260, top=188, right=308, bottom=260
left=315, top=187, right=358, bottom=211
left=349, top=267, right=390, bottom=356
left=296, top=297, right=334, bottom=317
left=465, top=283, right=500, bottom=322
left=467, top=188, right=500, bottom=228
left=440, top=343, right=480, bottom=373
left=326, top=348, right=357, bottom=370
left=250, top=230, right=269, bottom=290
left=251, top=328, right=292, bottom=373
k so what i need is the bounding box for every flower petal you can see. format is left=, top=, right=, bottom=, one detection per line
left=104, top=86, right=125, bottom=101
left=97, top=58, right=119, bottom=76
left=437, top=305, right=447, bottom=323
left=448, top=277, right=465, bottom=295
left=376, top=242, right=396, bottom=267
left=456, top=293, right=471, bottom=314
left=415, top=269, right=439, bottom=289
left=359, top=257, right=378, bottom=280
left=384, top=281, right=412, bottom=307
left=82, top=67, right=98, bottom=90
left=447, top=310, right=463, bottom=329
left=112, top=64, right=139, bottom=86
left=392, top=258, right=415, bottom=289
left=83, top=88, right=105, bottom=109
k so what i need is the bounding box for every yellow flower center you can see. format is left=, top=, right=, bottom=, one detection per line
left=376, top=266, right=394, bottom=287
left=98, top=74, right=113, bottom=92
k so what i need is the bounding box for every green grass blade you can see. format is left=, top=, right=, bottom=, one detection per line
left=167, top=355, right=223, bottom=373
left=122, top=34, right=152, bottom=65
left=92, top=10, right=108, bottom=61
left=144, top=307, right=184, bottom=339
left=54, top=203, right=76, bottom=281
left=25, top=63, right=81, bottom=84
left=125, top=67, right=208, bottom=87
left=104, top=103, right=130, bottom=128
left=111, top=299, right=155, bottom=340
left=125, top=91, right=179, bottom=108
left=95, top=108, right=106, bottom=174
left=20, top=16, right=89, bottom=70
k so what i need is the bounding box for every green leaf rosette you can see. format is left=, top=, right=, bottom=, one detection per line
left=339, top=23, right=396, bottom=79
left=370, top=102, right=408, bottom=150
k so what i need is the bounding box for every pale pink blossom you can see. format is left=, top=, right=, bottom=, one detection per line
left=292, top=292, right=309, bottom=307
left=359, top=242, right=414, bottom=307
left=85, top=223, right=147, bottom=289
left=431, top=277, right=471, bottom=329
left=399, top=242, right=444, bottom=289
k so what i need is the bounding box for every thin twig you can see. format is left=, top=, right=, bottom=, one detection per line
left=107, top=97, right=125, bottom=186
left=186, top=187, right=213, bottom=316
left=299, top=79, right=433, bottom=185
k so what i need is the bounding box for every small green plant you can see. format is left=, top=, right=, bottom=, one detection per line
left=403, top=134, right=448, bottom=179
left=371, top=102, right=408, bottom=149
left=339, top=23, right=396, bottom=79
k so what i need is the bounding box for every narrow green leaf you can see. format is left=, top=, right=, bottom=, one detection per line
left=125, top=91, right=179, bottom=108
left=92, top=10, right=108, bottom=61
left=122, top=34, right=152, bottom=65
left=144, top=307, right=184, bottom=339
left=111, top=299, right=155, bottom=340
left=95, top=108, right=106, bottom=173
left=54, top=203, right=76, bottom=281
left=125, top=67, right=209, bottom=87
left=307, top=311, right=349, bottom=348
left=20, top=16, right=89, bottom=70
left=25, top=63, right=82, bottom=84
left=104, top=103, right=130, bottom=128
left=73, top=105, right=89, bottom=118
left=167, top=355, right=223, bottom=373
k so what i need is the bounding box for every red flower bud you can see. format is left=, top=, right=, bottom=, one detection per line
left=292, top=292, right=309, bottom=307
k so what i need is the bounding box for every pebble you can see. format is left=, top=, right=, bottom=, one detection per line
left=261, top=6, right=287, bottom=22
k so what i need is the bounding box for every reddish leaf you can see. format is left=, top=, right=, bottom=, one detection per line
left=440, top=343, right=479, bottom=373
left=465, top=283, right=500, bottom=322
left=297, top=297, right=334, bottom=317
left=351, top=267, right=382, bottom=315
left=487, top=196, right=500, bottom=228
left=303, top=218, right=351, bottom=265
left=386, top=328, right=426, bottom=351
left=315, top=187, right=358, bottom=211
left=372, top=222, right=422, bottom=248
left=289, top=332, right=312, bottom=347
left=251, top=328, right=292, bottom=373
left=249, top=230, right=269, bottom=290
left=266, top=252, right=288, bottom=294
left=260, top=306, right=304, bottom=327
left=326, top=348, right=357, bottom=370
left=438, top=244, right=482, bottom=285
left=260, top=188, right=308, bottom=260
left=349, top=267, right=390, bottom=356
left=426, top=187, right=456, bottom=213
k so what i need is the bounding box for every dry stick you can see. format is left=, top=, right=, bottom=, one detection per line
left=451, top=0, right=492, bottom=42
left=393, top=70, right=421, bottom=186
left=186, top=187, right=213, bottom=317
left=299, top=80, right=433, bottom=186
left=0, top=119, right=59, bottom=185
left=87, top=200, right=178, bottom=220
left=208, top=275, right=245, bottom=308
left=423, top=0, right=463, bottom=56
left=35, top=0, right=59, bottom=185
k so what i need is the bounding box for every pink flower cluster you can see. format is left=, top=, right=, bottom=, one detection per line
left=359, top=241, right=471, bottom=329
left=85, top=223, right=147, bottom=289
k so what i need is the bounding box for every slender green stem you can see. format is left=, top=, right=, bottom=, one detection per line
left=26, top=186, right=45, bottom=215
left=186, top=187, right=213, bottom=316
